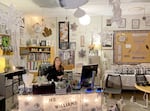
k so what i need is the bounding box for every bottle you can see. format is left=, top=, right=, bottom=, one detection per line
left=66, top=81, right=71, bottom=93
left=51, top=79, right=56, bottom=94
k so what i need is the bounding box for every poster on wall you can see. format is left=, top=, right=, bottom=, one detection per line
left=59, top=50, right=75, bottom=69
left=114, top=30, right=150, bottom=64
left=101, top=32, right=113, bottom=49
left=59, top=22, right=69, bottom=50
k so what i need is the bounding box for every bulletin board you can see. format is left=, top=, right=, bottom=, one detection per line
left=114, top=30, right=150, bottom=64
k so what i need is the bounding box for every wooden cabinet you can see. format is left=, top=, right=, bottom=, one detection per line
left=20, top=46, right=54, bottom=75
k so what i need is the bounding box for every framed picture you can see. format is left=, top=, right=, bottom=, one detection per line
left=106, top=19, right=112, bottom=26
left=59, top=50, right=75, bottom=70
left=40, top=40, right=46, bottom=46
left=80, top=35, right=85, bottom=47
left=31, top=39, right=38, bottom=46
left=101, top=32, right=113, bottom=49
left=118, top=18, right=126, bottom=28
left=70, top=42, right=76, bottom=50
left=59, top=21, right=69, bottom=50
left=0, top=37, right=2, bottom=45
left=132, top=19, right=140, bottom=29
left=145, top=16, right=150, bottom=26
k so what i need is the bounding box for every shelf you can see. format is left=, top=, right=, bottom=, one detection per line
left=0, top=34, right=10, bottom=36
left=20, top=46, right=54, bottom=72
left=30, top=51, right=50, bottom=53
left=27, top=46, right=51, bottom=48
left=27, top=60, right=50, bottom=62
left=29, top=70, right=38, bottom=72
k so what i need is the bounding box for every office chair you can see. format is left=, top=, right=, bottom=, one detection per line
left=38, top=63, right=51, bottom=76
left=135, top=74, right=149, bottom=86
left=103, top=74, right=122, bottom=98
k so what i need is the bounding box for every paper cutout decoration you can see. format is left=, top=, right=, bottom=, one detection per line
left=71, top=22, right=78, bottom=31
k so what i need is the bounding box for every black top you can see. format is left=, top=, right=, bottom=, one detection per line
left=46, top=65, right=64, bottom=81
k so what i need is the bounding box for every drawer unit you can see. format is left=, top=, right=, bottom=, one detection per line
left=0, top=70, right=26, bottom=111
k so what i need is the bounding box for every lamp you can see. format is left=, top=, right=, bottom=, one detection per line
left=74, top=8, right=86, bottom=18
left=79, top=14, right=91, bottom=25
left=74, top=8, right=91, bottom=25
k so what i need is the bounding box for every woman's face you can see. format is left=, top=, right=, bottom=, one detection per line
left=55, top=58, right=61, bottom=66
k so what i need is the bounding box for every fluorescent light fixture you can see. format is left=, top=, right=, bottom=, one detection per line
left=79, top=14, right=91, bottom=25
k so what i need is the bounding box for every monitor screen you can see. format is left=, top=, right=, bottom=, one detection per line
left=80, top=64, right=98, bottom=88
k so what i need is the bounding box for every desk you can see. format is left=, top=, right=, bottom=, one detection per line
left=18, top=92, right=102, bottom=111
left=135, top=84, right=150, bottom=93
left=135, top=84, right=150, bottom=108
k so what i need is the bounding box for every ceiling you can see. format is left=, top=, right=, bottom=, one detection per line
left=0, top=0, right=150, bottom=17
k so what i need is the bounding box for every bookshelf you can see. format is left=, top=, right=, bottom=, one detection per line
left=20, top=46, right=54, bottom=75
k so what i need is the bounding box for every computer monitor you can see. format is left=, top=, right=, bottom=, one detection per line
left=80, top=64, right=98, bottom=88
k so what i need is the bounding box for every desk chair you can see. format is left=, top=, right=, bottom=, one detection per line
left=135, top=74, right=149, bottom=86
left=103, top=74, right=122, bottom=98
left=38, top=63, right=51, bottom=76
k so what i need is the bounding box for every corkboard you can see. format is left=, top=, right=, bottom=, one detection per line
left=114, top=30, right=150, bottom=64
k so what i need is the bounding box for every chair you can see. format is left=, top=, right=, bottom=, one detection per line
left=135, top=74, right=149, bottom=86
left=38, top=63, right=51, bottom=76
left=103, top=74, right=122, bottom=98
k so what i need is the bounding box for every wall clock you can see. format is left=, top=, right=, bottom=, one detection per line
left=33, top=23, right=42, bottom=33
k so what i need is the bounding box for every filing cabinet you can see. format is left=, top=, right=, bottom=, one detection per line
left=0, top=96, right=5, bottom=111
left=0, top=70, right=26, bottom=111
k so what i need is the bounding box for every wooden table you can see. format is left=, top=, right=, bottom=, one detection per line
left=135, top=84, right=150, bottom=108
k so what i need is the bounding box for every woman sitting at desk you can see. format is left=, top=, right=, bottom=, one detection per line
left=47, top=57, right=64, bottom=81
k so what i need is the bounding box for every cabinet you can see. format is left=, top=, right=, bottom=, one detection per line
left=0, top=70, right=26, bottom=111
left=20, top=46, right=54, bottom=75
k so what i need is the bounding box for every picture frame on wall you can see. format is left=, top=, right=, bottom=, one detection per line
left=118, top=18, right=126, bottom=28
left=0, top=37, right=2, bottom=45
left=70, top=42, right=76, bottom=50
left=101, top=32, right=113, bottom=50
left=106, top=19, right=112, bottom=26
left=132, top=19, right=140, bottom=29
left=40, top=40, right=46, bottom=46
left=59, top=50, right=75, bottom=69
left=145, top=16, right=150, bottom=26
left=59, top=21, right=69, bottom=50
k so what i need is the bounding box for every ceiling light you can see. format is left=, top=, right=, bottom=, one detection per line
left=74, top=8, right=86, bottom=18
left=79, top=14, right=91, bottom=25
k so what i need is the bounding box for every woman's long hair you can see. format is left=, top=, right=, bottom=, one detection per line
left=53, top=56, right=64, bottom=71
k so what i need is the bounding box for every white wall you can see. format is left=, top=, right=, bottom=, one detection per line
left=22, top=14, right=150, bottom=74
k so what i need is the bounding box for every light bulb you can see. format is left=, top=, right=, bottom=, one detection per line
left=79, top=14, right=91, bottom=25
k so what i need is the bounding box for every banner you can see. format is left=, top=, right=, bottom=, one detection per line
left=18, top=93, right=102, bottom=111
